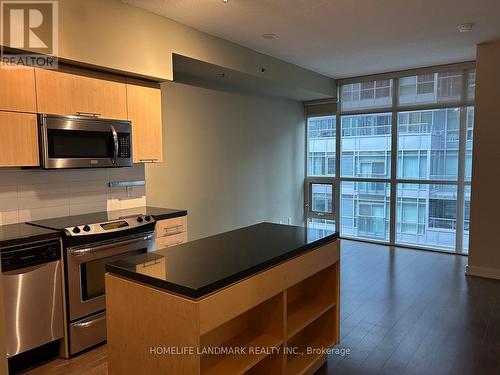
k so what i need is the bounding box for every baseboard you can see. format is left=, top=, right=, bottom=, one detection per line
left=465, top=265, right=500, bottom=280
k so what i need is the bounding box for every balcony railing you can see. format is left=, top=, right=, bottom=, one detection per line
left=428, top=217, right=456, bottom=230
left=342, top=124, right=391, bottom=137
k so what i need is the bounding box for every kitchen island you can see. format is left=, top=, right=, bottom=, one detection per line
left=105, top=222, right=339, bottom=375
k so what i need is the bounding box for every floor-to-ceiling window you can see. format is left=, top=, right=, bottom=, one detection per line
left=305, top=63, right=475, bottom=254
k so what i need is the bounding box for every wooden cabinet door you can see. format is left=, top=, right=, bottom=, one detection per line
left=35, top=68, right=127, bottom=120
left=0, top=112, right=39, bottom=167
left=0, top=63, right=37, bottom=112
left=127, top=83, right=163, bottom=163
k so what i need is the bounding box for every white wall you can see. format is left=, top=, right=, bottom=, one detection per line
left=467, top=39, right=500, bottom=280
left=0, top=165, right=146, bottom=225
left=146, top=82, right=305, bottom=240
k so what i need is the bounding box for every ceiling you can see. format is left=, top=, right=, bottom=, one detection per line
left=123, top=0, right=500, bottom=79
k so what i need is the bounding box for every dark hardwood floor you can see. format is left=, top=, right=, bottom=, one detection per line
left=318, top=240, right=500, bottom=375
left=26, top=239, right=500, bottom=375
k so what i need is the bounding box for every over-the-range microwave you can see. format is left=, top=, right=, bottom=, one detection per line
left=38, top=114, right=133, bottom=169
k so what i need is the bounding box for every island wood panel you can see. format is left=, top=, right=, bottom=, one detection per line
left=0, top=63, right=37, bottom=113
left=126, top=81, right=163, bottom=163
left=156, top=232, right=188, bottom=249
left=198, top=241, right=339, bottom=335
left=0, top=112, right=39, bottom=167
left=35, top=68, right=127, bottom=120
left=105, top=274, right=200, bottom=375
left=333, top=261, right=340, bottom=347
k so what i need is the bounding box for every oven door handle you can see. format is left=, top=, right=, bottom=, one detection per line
left=68, top=233, right=154, bottom=257
left=111, top=125, right=118, bottom=164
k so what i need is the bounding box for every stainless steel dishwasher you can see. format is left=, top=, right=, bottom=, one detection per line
left=1, top=239, right=64, bottom=358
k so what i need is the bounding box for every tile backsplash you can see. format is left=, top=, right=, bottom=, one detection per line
left=0, top=165, right=146, bottom=225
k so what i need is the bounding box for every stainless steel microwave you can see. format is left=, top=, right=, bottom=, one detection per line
left=38, top=114, right=132, bottom=169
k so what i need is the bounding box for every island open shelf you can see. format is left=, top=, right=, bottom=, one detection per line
left=286, top=308, right=336, bottom=375
left=105, top=223, right=339, bottom=375
left=286, top=264, right=338, bottom=340
left=200, top=293, right=284, bottom=375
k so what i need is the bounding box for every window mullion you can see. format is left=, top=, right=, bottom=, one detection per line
left=455, top=69, right=469, bottom=253
left=335, top=112, right=341, bottom=229
left=390, top=78, right=399, bottom=245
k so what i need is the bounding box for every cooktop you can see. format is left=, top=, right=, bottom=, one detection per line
left=29, top=210, right=154, bottom=230
left=25, top=207, right=184, bottom=247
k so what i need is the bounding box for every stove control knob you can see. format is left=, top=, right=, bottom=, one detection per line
left=137, top=216, right=144, bottom=223
left=72, top=227, right=81, bottom=234
left=144, top=215, right=151, bottom=222
left=83, top=225, right=91, bottom=232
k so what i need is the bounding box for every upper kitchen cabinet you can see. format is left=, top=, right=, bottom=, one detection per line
left=35, top=68, right=128, bottom=120
left=0, top=112, right=39, bottom=167
left=0, top=63, right=37, bottom=113
left=126, top=82, right=163, bottom=163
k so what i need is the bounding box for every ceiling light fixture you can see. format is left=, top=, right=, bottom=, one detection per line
left=457, top=23, right=474, bottom=33
left=222, top=0, right=229, bottom=3
left=262, top=33, right=278, bottom=40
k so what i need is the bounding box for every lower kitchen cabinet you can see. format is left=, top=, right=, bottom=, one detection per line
left=0, top=112, right=39, bottom=167
left=155, top=215, right=188, bottom=250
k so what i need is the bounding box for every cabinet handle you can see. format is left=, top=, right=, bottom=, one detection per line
left=139, top=159, right=159, bottom=163
left=164, top=225, right=183, bottom=235
left=75, top=112, right=101, bottom=117
left=167, top=241, right=183, bottom=247
left=140, top=260, right=161, bottom=268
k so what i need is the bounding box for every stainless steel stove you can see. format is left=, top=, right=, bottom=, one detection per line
left=28, top=211, right=156, bottom=356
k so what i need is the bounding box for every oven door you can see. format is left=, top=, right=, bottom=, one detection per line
left=40, top=114, right=132, bottom=169
left=66, top=231, right=154, bottom=322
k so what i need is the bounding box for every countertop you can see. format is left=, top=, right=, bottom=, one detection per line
left=0, top=207, right=185, bottom=249
left=0, top=223, right=61, bottom=249
left=28, top=206, right=187, bottom=230
left=119, top=206, right=187, bottom=221
left=106, top=222, right=338, bottom=299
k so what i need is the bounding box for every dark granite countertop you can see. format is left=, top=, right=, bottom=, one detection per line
left=122, top=206, right=187, bottom=221
left=28, top=206, right=187, bottom=230
left=0, top=223, right=61, bottom=249
left=106, top=222, right=338, bottom=299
